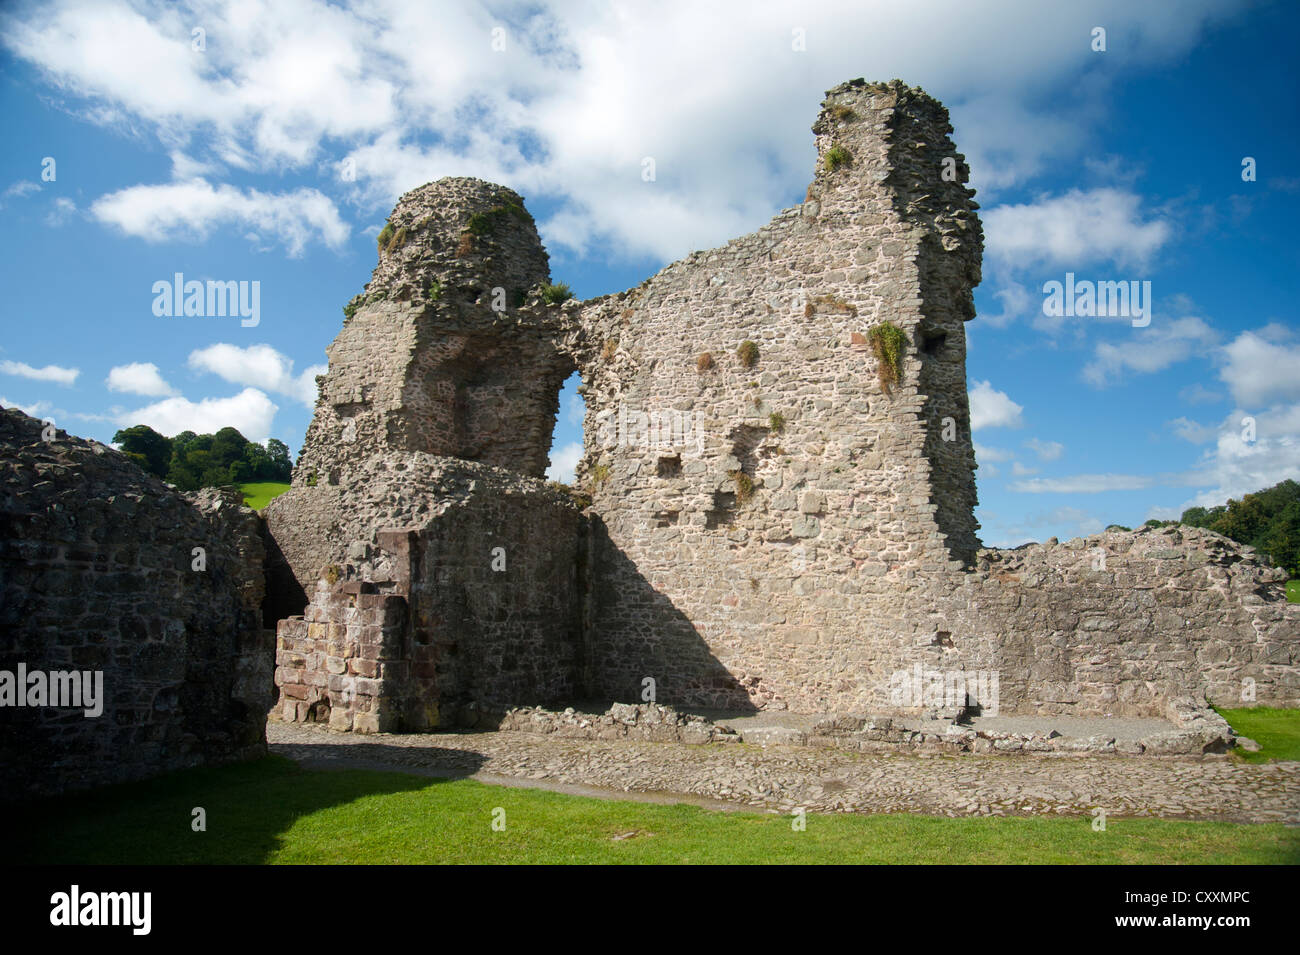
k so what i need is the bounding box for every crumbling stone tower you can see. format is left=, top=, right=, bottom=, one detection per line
left=569, top=79, right=984, bottom=710
left=267, top=79, right=1297, bottom=728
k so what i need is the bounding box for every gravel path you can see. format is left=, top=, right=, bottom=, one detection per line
left=267, top=720, right=1300, bottom=823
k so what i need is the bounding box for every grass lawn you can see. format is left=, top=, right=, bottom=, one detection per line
left=238, top=481, right=290, bottom=510
left=15, top=756, right=1298, bottom=865
left=1217, top=706, right=1300, bottom=764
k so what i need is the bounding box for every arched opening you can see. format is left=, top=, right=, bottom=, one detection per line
left=545, top=370, right=585, bottom=486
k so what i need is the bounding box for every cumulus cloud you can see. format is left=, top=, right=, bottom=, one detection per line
left=1168, top=403, right=1300, bottom=508
left=91, top=179, right=348, bottom=255
left=1013, top=397, right=1300, bottom=502
left=546, top=440, right=583, bottom=484
left=114, top=387, right=278, bottom=443
left=1218, top=326, right=1300, bottom=408
left=188, top=343, right=325, bottom=405
left=969, top=380, right=1024, bottom=430
left=106, top=361, right=176, bottom=396
left=1082, top=315, right=1219, bottom=386
left=2, top=0, right=1245, bottom=264
left=0, top=359, right=79, bottom=386
left=984, top=187, right=1172, bottom=271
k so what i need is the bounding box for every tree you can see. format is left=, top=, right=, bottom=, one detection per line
left=209, top=426, right=250, bottom=475
left=265, top=438, right=293, bottom=482
left=112, top=425, right=172, bottom=478
left=1166, top=479, right=1300, bottom=578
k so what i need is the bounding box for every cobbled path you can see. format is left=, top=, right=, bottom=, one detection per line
left=268, top=720, right=1300, bottom=823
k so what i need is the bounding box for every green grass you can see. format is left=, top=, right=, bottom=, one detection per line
left=824, top=144, right=851, bottom=172
left=1217, top=707, right=1300, bottom=764
left=1287, top=580, right=1299, bottom=603
left=238, top=481, right=290, bottom=510
left=13, top=756, right=1298, bottom=865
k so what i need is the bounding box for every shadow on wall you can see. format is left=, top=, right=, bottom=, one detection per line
left=583, top=516, right=758, bottom=714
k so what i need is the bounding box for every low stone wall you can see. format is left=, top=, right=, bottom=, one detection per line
left=945, top=525, right=1299, bottom=716
left=0, top=408, right=273, bottom=801
left=495, top=698, right=1239, bottom=757
left=499, top=702, right=735, bottom=744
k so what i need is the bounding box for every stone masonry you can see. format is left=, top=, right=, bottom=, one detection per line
left=266, top=79, right=1299, bottom=730
left=0, top=407, right=274, bottom=799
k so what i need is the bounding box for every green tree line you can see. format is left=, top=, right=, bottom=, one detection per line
left=113, top=424, right=292, bottom=491
left=1145, top=478, right=1300, bottom=578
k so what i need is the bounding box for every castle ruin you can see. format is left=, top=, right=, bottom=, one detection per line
left=264, top=79, right=1299, bottom=731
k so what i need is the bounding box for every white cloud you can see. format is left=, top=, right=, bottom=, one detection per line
left=91, top=179, right=348, bottom=256
left=106, top=361, right=177, bottom=397
left=3, top=180, right=40, bottom=199
left=0, top=359, right=79, bottom=386
left=1173, top=403, right=1300, bottom=508
left=546, top=440, right=583, bottom=484
left=564, top=391, right=584, bottom=428
left=1219, top=326, right=1300, bottom=408
left=115, top=387, right=278, bottom=443
left=3, top=0, right=1245, bottom=264
left=1011, top=473, right=1159, bottom=493
left=1170, top=415, right=1219, bottom=444
left=0, top=395, right=52, bottom=417
left=188, top=343, right=324, bottom=406
left=1011, top=461, right=1039, bottom=477
left=969, top=380, right=1024, bottom=430
left=984, top=187, right=1172, bottom=271
left=46, top=196, right=77, bottom=226
left=977, top=281, right=1035, bottom=328
left=1083, top=315, right=1219, bottom=387
left=1024, top=438, right=1064, bottom=461
left=974, top=442, right=1013, bottom=462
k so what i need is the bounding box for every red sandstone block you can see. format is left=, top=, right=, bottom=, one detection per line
left=349, top=659, right=378, bottom=678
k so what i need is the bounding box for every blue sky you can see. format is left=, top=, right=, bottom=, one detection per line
left=0, top=0, right=1296, bottom=547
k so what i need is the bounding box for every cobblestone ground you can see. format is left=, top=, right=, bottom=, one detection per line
left=268, top=721, right=1300, bottom=823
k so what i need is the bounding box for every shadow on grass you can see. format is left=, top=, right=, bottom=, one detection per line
left=12, top=748, right=486, bottom=865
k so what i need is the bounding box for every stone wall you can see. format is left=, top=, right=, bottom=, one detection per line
left=266, top=78, right=1298, bottom=726
left=0, top=407, right=273, bottom=800
left=273, top=463, right=584, bottom=732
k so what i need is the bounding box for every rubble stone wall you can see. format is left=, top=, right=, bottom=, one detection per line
left=273, top=465, right=584, bottom=732
left=0, top=408, right=272, bottom=800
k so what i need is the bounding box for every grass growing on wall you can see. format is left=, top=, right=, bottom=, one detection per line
left=867, top=322, right=906, bottom=394
left=14, top=757, right=1298, bottom=865
left=541, top=282, right=573, bottom=305
left=824, top=145, right=852, bottom=172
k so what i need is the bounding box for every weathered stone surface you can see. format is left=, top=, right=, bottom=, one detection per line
left=0, top=408, right=272, bottom=800
left=263, top=78, right=1299, bottom=729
